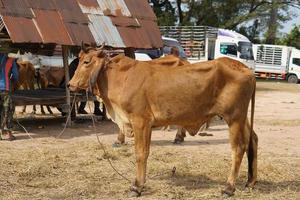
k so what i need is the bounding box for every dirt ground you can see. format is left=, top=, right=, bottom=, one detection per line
left=0, top=80, right=299, bottom=200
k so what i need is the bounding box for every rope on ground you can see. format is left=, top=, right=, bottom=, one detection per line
left=85, top=90, right=131, bottom=183
left=56, top=93, right=77, bottom=139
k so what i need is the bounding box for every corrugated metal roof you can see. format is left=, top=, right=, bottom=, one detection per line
left=88, top=15, right=125, bottom=48
left=124, top=0, right=157, bottom=20
left=2, top=16, right=42, bottom=43
left=0, top=0, right=162, bottom=49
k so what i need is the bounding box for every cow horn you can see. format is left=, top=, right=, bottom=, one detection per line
left=97, top=42, right=105, bottom=50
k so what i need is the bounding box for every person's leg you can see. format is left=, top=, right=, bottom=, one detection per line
left=1, top=94, right=15, bottom=140
left=0, top=93, right=4, bottom=139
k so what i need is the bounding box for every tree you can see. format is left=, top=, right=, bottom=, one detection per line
left=279, top=25, right=300, bottom=49
left=149, top=0, right=177, bottom=26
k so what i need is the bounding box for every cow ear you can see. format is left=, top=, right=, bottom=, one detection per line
left=96, top=50, right=106, bottom=58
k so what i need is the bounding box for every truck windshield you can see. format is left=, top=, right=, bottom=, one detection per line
left=238, top=42, right=254, bottom=60
left=220, top=43, right=237, bottom=57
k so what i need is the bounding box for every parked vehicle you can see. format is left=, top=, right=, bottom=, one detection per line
left=135, top=36, right=187, bottom=59
left=253, top=44, right=300, bottom=83
left=160, top=26, right=255, bottom=69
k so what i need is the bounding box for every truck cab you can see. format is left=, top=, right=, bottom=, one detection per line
left=207, top=29, right=255, bottom=70
left=287, top=48, right=300, bottom=83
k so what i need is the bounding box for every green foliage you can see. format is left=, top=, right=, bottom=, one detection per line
left=278, top=25, right=300, bottom=49
left=150, top=0, right=177, bottom=26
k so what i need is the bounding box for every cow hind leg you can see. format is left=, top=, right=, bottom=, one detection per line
left=129, top=118, right=152, bottom=197
left=173, top=126, right=186, bottom=144
left=113, top=130, right=125, bottom=147
left=222, top=120, right=249, bottom=197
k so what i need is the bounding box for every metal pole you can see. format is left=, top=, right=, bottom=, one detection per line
left=62, top=45, right=71, bottom=126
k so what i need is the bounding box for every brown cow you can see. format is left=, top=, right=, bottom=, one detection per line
left=115, top=54, right=190, bottom=145
left=69, top=47, right=257, bottom=198
left=38, top=66, right=65, bottom=88
left=37, top=66, right=65, bottom=114
left=16, top=61, right=37, bottom=114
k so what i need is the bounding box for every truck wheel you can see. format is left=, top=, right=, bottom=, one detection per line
left=287, top=74, right=299, bottom=84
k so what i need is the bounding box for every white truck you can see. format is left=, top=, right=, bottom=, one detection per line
left=253, top=44, right=300, bottom=83
left=160, top=26, right=255, bottom=70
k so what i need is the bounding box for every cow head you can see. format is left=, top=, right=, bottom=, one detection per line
left=69, top=44, right=107, bottom=95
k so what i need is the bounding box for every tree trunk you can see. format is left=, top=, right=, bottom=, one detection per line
left=176, top=0, right=183, bottom=25
left=265, top=0, right=278, bottom=44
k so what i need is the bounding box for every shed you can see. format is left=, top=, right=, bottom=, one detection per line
left=0, top=0, right=162, bottom=124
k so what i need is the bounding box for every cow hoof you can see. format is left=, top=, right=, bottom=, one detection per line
left=244, top=181, right=256, bottom=192
left=173, top=139, right=183, bottom=144
left=128, top=186, right=142, bottom=198
left=112, top=142, right=122, bottom=148
left=221, top=186, right=235, bottom=198
left=243, top=186, right=253, bottom=193
left=128, top=190, right=141, bottom=198
left=222, top=192, right=233, bottom=199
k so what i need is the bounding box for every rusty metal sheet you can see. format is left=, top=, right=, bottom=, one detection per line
left=60, top=9, right=89, bottom=24
left=26, top=0, right=56, bottom=10
left=97, top=0, right=131, bottom=17
left=2, top=16, right=42, bottom=43
left=88, top=14, right=125, bottom=47
left=77, top=0, right=102, bottom=15
left=124, top=0, right=156, bottom=20
left=65, top=23, right=95, bottom=45
left=33, top=9, right=72, bottom=45
left=117, top=19, right=162, bottom=49
left=138, top=19, right=163, bottom=48
left=110, top=16, right=139, bottom=27
left=77, top=0, right=99, bottom=8
left=0, top=0, right=33, bottom=18
left=53, top=0, right=81, bottom=11
left=117, top=26, right=150, bottom=48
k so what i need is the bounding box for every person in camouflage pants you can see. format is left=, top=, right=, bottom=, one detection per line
left=0, top=53, right=18, bottom=140
left=0, top=92, right=15, bottom=139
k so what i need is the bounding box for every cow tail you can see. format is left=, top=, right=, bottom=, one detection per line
left=250, top=80, right=256, bottom=138
left=247, top=79, right=256, bottom=178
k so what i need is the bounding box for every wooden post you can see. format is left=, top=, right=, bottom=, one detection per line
left=62, top=45, right=72, bottom=126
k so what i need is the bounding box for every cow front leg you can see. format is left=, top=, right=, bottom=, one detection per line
left=129, top=118, right=152, bottom=197
left=222, top=120, right=248, bottom=197
left=173, top=126, right=186, bottom=144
